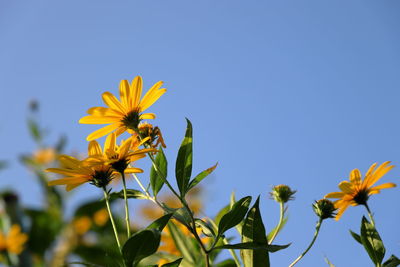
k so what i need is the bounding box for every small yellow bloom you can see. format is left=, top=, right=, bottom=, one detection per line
left=33, top=147, right=56, bottom=165
left=79, top=76, right=166, bottom=141
left=93, top=209, right=109, bottom=227
left=135, top=122, right=166, bottom=149
left=73, top=216, right=92, bottom=235
left=325, top=161, right=396, bottom=220
left=0, top=225, right=28, bottom=254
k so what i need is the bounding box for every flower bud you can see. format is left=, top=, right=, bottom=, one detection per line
left=313, top=199, right=337, bottom=220
left=270, top=185, right=296, bottom=203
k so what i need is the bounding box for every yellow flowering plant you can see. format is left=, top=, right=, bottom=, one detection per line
left=0, top=76, right=398, bottom=267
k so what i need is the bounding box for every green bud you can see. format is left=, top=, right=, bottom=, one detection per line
left=313, top=199, right=337, bottom=220
left=270, top=185, right=296, bottom=203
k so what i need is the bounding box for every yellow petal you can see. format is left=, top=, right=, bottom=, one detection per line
left=335, top=201, right=350, bottom=220
left=114, top=126, right=127, bottom=137
left=349, top=169, right=361, bottom=184
left=88, top=141, right=103, bottom=156
left=66, top=182, right=86, bottom=191
left=130, top=76, right=143, bottom=107
left=48, top=177, right=89, bottom=186
left=324, top=192, right=345, bottom=199
left=105, top=133, right=116, bottom=153
left=79, top=115, right=120, bottom=124
left=102, top=92, right=127, bottom=113
left=369, top=182, right=396, bottom=191
left=86, top=123, right=119, bottom=141
left=125, top=167, right=144, bottom=173
left=140, top=113, right=156, bottom=120
left=366, top=161, right=394, bottom=188
left=338, top=181, right=354, bottom=194
left=139, top=81, right=166, bottom=111
left=46, top=168, right=86, bottom=176
left=58, top=155, right=81, bottom=168
left=87, top=107, right=123, bottom=116
left=128, top=154, right=146, bottom=162
left=119, top=138, right=132, bottom=158
left=119, top=80, right=131, bottom=110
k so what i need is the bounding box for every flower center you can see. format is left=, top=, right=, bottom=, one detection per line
left=90, top=168, right=114, bottom=188
left=121, top=110, right=141, bottom=131
left=111, top=158, right=129, bottom=174
left=353, top=189, right=369, bottom=205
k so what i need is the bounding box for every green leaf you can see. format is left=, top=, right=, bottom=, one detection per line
left=214, top=259, right=237, bottom=267
left=360, top=216, right=385, bottom=265
left=349, top=230, right=362, bottom=244
left=109, top=189, right=147, bottom=201
left=383, top=255, right=400, bottom=267
left=175, top=118, right=193, bottom=196
left=195, top=218, right=216, bottom=238
left=167, top=221, right=198, bottom=264
left=147, top=213, right=174, bottom=232
left=162, top=205, right=192, bottom=227
left=187, top=163, right=218, bottom=191
left=122, top=229, right=162, bottom=267
left=28, top=118, right=42, bottom=143
left=213, top=242, right=290, bottom=252
left=241, top=196, right=270, bottom=267
left=161, top=258, right=183, bottom=267
left=150, top=147, right=167, bottom=196
left=214, top=204, right=230, bottom=226
left=217, top=196, right=252, bottom=240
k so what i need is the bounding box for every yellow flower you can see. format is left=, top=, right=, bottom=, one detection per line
left=87, top=133, right=155, bottom=174
left=93, top=209, right=109, bottom=226
left=79, top=76, right=166, bottom=141
left=0, top=225, right=28, bottom=254
left=135, top=122, right=166, bottom=149
left=33, top=147, right=56, bottom=165
left=46, top=155, right=114, bottom=191
left=73, top=216, right=92, bottom=235
left=325, top=161, right=396, bottom=220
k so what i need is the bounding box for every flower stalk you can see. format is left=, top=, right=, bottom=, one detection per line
left=120, top=172, right=131, bottom=237
left=269, top=202, right=284, bottom=244
left=102, top=187, right=122, bottom=251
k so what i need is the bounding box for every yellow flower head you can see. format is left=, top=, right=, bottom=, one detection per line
left=93, top=209, right=109, bottom=226
left=79, top=76, right=166, bottom=141
left=33, top=147, right=56, bottom=165
left=325, top=161, right=396, bottom=220
left=86, top=133, right=156, bottom=174
left=73, top=216, right=92, bottom=235
left=0, top=225, right=28, bottom=255
left=46, top=155, right=115, bottom=191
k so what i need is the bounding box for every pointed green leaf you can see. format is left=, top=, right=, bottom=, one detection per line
left=213, top=242, right=290, bottom=252
left=360, top=216, right=385, bottom=265
left=383, top=255, right=400, bottom=267
left=187, top=163, right=218, bottom=191
left=109, top=189, right=147, bottom=201
left=147, top=213, right=174, bottom=232
left=195, top=218, right=216, bottom=238
left=150, top=147, right=167, bottom=196
left=175, top=118, right=193, bottom=196
left=349, top=230, right=362, bottom=244
left=161, top=258, right=183, bottom=267
left=215, top=204, right=230, bottom=226
left=122, top=229, right=161, bottom=267
left=241, top=196, right=270, bottom=267
left=217, top=196, right=252, bottom=239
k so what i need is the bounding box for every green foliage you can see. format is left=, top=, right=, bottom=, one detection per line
left=349, top=230, right=362, bottom=244
left=110, top=189, right=148, bottom=200
left=213, top=242, right=290, bottom=252
left=187, top=163, right=218, bottom=192
left=360, top=216, right=385, bottom=266
left=383, top=255, right=400, bottom=267
left=175, top=118, right=193, bottom=197
left=150, top=147, right=167, bottom=196
left=241, top=196, right=270, bottom=267
left=161, top=258, right=183, bottom=267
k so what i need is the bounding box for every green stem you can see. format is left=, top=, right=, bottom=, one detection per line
left=364, top=203, right=376, bottom=227
left=121, top=172, right=131, bottom=237
left=103, top=187, right=122, bottom=251
left=132, top=173, right=158, bottom=205
left=269, top=202, right=284, bottom=244
left=289, top=218, right=323, bottom=267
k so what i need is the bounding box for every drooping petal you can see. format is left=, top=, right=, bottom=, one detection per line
left=48, top=176, right=89, bottom=186
left=79, top=115, right=120, bottom=124
left=335, top=201, right=351, bottom=220
left=140, top=113, right=156, bottom=120
left=114, top=126, right=127, bottom=137
left=66, top=182, right=86, bottom=191
left=88, top=141, right=103, bottom=156
left=119, top=80, right=131, bottom=110
left=125, top=167, right=144, bottom=173
left=86, top=123, right=120, bottom=141
left=338, top=181, right=354, bottom=194
left=127, top=154, right=146, bottom=162
left=324, top=192, right=345, bottom=199
left=130, top=76, right=143, bottom=107
left=102, top=92, right=127, bottom=114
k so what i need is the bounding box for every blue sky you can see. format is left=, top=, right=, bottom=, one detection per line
left=1, top=1, right=400, bottom=266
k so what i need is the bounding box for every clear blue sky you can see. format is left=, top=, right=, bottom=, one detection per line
left=1, top=1, right=400, bottom=266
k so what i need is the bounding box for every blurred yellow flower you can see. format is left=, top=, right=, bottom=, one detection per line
left=93, top=209, right=109, bottom=227
left=0, top=225, right=28, bottom=254
left=325, top=161, right=396, bottom=220
left=33, top=147, right=56, bottom=165
left=73, top=216, right=92, bottom=235
left=46, top=155, right=114, bottom=191
left=79, top=76, right=166, bottom=141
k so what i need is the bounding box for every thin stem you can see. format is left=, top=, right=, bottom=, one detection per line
left=269, top=202, right=284, bottom=244
left=103, top=188, right=122, bottom=251
left=132, top=173, right=158, bottom=205
left=121, top=172, right=131, bottom=237
left=289, top=218, right=323, bottom=267
left=364, top=203, right=376, bottom=227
